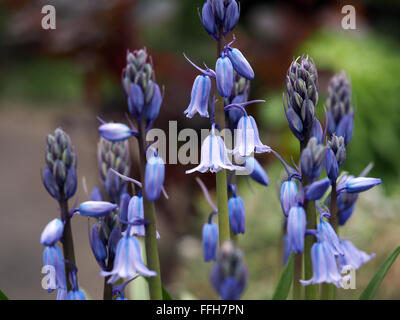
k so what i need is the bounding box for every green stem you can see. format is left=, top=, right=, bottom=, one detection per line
left=215, top=30, right=230, bottom=245
left=293, top=253, right=302, bottom=299
left=59, top=196, right=76, bottom=292
left=138, top=120, right=162, bottom=300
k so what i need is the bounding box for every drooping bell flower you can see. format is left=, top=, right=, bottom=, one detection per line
left=98, top=123, right=134, bottom=142
left=280, top=180, right=298, bottom=217
left=186, top=124, right=243, bottom=174
left=216, top=54, right=234, bottom=98
left=338, top=177, right=382, bottom=194
left=287, top=206, right=306, bottom=253
left=202, top=221, right=218, bottom=262
left=145, top=82, right=162, bottom=121
left=89, top=224, right=107, bottom=270
left=300, top=240, right=343, bottom=288
left=305, top=178, right=330, bottom=201
left=128, top=194, right=145, bottom=237
left=184, top=75, right=211, bottom=118
left=226, top=47, right=254, bottom=80
left=40, top=218, right=64, bottom=246
left=100, top=234, right=157, bottom=283
left=228, top=195, right=245, bottom=235
left=233, top=115, right=271, bottom=158
left=337, top=239, right=375, bottom=270
left=77, top=201, right=118, bottom=218
left=145, top=154, right=165, bottom=201
left=318, top=219, right=343, bottom=256
left=42, top=245, right=66, bottom=293
left=66, top=270, right=86, bottom=300
left=244, top=157, right=269, bottom=186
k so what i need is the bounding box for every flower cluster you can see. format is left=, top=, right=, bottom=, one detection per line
left=279, top=60, right=381, bottom=289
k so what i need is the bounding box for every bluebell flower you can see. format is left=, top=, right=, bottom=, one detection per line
left=43, top=245, right=66, bottom=292
left=184, top=75, right=211, bottom=118
left=57, top=288, right=67, bottom=300
left=101, top=234, right=157, bottom=283
left=339, top=177, right=382, bottom=194
left=337, top=192, right=358, bottom=225
left=40, top=218, right=64, bottom=246
left=305, top=178, right=330, bottom=201
left=186, top=125, right=243, bottom=174
left=98, top=123, right=133, bottom=142
left=228, top=195, right=245, bottom=234
left=228, top=94, right=245, bottom=125
left=300, top=137, right=325, bottom=182
left=108, top=227, right=122, bottom=262
left=128, top=195, right=145, bottom=237
left=284, top=107, right=303, bottom=141
left=325, top=148, right=339, bottom=183
left=318, top=219, right=343, bottom=256
left=119, top=192, right=131, bottom=224
left=311, top=118, right=323, bottom=144
left=128, top=83, right=144, bottom=117
left=67, top=289, right=86, bottom=300
left=244, top=157, right=269, bottom=186
left=89, top=224, right=107, bottom=270
left=78, top=201, right=118, bottom=218
left=42, top=167, right=61, bottom=201
left=226, top=47, right=254, bottom=80
left=337, top=239, right=375, bottom=270
left=233, top=115, right=271, bottom=158
left=287, top=206, right=306, bottom=253
left=91, top=187, right=103, bottom=201
left=145, top=154, right=165, bottom=201
left=201, top=1, right=217, bottom=38
left=223, top=0, right=239, bottom=35
left=216, top=55, right=234, bottom=97
left=300, top=241, right=343, bottom=287
left=336, top=114, right=354, bottom=146
left=280, top=180, right=298, bottom=217
left=202, top=222, right=218, bottom=262
left=145, top=82, right=162, bottom=121
left=211, top=0, right=225, bottom=23
left=210, top=241, right=247, bottom=300
left=64, top=167, right=77, bottom=200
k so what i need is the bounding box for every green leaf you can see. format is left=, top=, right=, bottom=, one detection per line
left=272, top=253, right=294, bottom=300
left=0, top=289, right=9, bottom=300
left=161, top=285, right=173, bottom=300
left=360, top=246, right=400, bottom=300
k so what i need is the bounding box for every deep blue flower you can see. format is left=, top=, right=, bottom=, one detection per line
left=223, top=0, right=239, bottom=35
left=43, top=245, right=66, bottom=292
left=233, top=115, right=271, bottom=158
left=186, top=125, right=243, bottom=174
left=40, top=218, right=64, bottom=246
left=67, top=289, right=86, bottom=300
left=184, top=75, right=211, bottom=118
left=311, top=118, right=323, bottom=144
left=325, top=148, right=339, bottom=183
left=227, top=48, right=254, bottom=80
left=336, top=114, right=354, bottom=146
left=228, top=196, right=245, bottom=234
left=145, top=154, right=165, bottom=201
left=244, top=157, right=269, bottom=186
left=64, top=167, right=77, bottom=200
left=78, top=201, right=118, bottom=218
left=90, top=187, right=103, bottom=201
left=284, top=106, right=303, bottom=141
left=145, top=83, right=162, bottom=121
left=98, top=123, right=133, bottom=142
left=127, top=195, right=145, bottom=237
left=216, top=55, right=234, bottom=97
left=101, top=234, right=157, bottom=283
left=280, top=180, right=298, bottom=217
left=337, top=192, right=358, bottom=225
left=318, top=219, right=343, bottom=256
left=128, top=83, right=144, bottom=117
left=287, top=206, right=306, bottom=253
left=119, top=192, right=131, bottom=223
left=89, top=224, right=107, bottom=270
left=202, top=222, right=218, bottom=262
left=211, top=0, right=225, bottom=23
left=305, top=178, right=330, bottom=201
left=300, top=241, right=342, bottom=287
left=339, top=177, right=382, bottom=194
left=57, top=288, right=67, bottom=300
left=42, top=167, right=61, bottom=201
left=201, top=1, right=217, bottom=38
left=228, top=94, right=246, bottom=125
left=300, top=137, right=325, bottom=182
left=337, top=239, right=375, bottom=270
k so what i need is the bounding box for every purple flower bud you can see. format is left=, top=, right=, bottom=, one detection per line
left=212, top=0, right=225, bottom=23
left=287, top=206, right=306, bottom=253
left=223, top=0, right=239, bottom=35
left=108, top=227, right=122, bottom=262
left=202, top=222, right=218, bottom=262
left=342, top=177, right=382, bottom=193
left=89, top=224, right=107, bottom=269
left=91, top=187, right=103, bottom=201
left=228, top=94, right=245, bottom=125
left=284, top=106, right=304, bottom=141
left=53, top=159, right=66, bottom=187
left=318, top=220, right=343, bottom=256
left=244, top=157, right=269, bottom=186
left=40, top=218, right=64, bottom=246
left=128, top=83, right=144, bottom=117
left=119, top=193, right=131, bottom=223
left=201, top=1, right=217, bottom=37
left=300, top=241, right=342, bottom=287
left=311, top=118, right=323, bottom=144
left=280, top=180, right=298, bottom=217
left=325, top=148, right=339, bottom=183
left=306, top=178, right=330, bottom=201
left=145, top=83, right=162, bottom=121
left=128, top=195, right=145, bottom=237
left=64, top=167, right=77, bottom=200
left=98, top=123, right=133, bottom=143
left=228, top=196, right=245, bottom=234
left=78, top=201, right=117, bottom=218
left=300, top=137, right=325, bottom=182
left=184, top=75, right=211, bottom=118
left=216, top=55, right=234, bottom=98
left=336, top=114, right=354, bottom=145
left=145, top=155, right=165, bottom=201
left=42, top=167, right=61, bottom=201
left=337, top=192, right=358, bottom=225
left=227, top=48, right=255, bottom=80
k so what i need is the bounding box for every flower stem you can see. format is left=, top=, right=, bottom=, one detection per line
left=300, top=140, right=319, bottom=300
left=59, top=196, right=76, bottom=292
left=137, top=120, right=163, bottom=300
left=293, top=253, right=303, bottom=299
left=215, top=30, right=230, bottom=245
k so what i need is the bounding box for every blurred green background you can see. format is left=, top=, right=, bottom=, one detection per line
left=0, top=0, right=399, bottom=299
